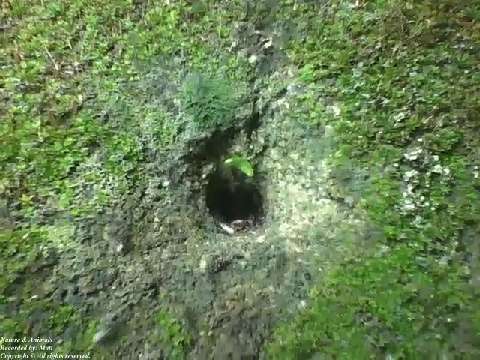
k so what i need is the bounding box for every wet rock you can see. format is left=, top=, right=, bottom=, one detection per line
left=199, top=254, right=231, bottom=275
left=0, top=200, right=13, bottom=229
left=78, top=274, right=97, bottom=295
left=93, top=313, right=120, bottom=345
left=38, top=21, right=377, bottom=359
left=103, top=206, right=133, bottom=255
left=209, top=255, right=233, bottom=274
left=64, top=292, right=82, bottom=307
left=404, top=146, right=423, bottom=162
left=30, top=248, right=59, bottom=272
left=219, top=223, right=235, bottom=235
left=231, top=219, right=254, bottom=232
left=93, top=327, right=112, bottom=345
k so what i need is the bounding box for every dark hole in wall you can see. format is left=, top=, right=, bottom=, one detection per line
left=205, top=165, right=263, bottom=224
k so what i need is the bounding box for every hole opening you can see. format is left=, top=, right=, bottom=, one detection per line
left=205, top=165, right=263, bottom=225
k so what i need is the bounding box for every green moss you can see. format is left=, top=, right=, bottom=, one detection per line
left=0, top=228, right=45, bottom=293
left=267, top=246, right=479, bottom=358
left=56, top=319, right=98, bottom=355
left=267, top=0, right=480, bottom=357
left=48, top=305, right=77, bottom=335
left=155, top=310, right=192, bottom=360
left=3, top=0, right=479, bottom=357
left=182, top=73, right=240, bottom=130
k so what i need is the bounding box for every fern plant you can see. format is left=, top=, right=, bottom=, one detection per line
left=182, top=73, right=237, bottom=129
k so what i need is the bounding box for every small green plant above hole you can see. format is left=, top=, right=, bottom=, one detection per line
left=182, top=73, right=238, bottom=130
left=224, top=155, right=254, bottom=177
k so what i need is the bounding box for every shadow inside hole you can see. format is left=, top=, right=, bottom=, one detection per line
left=205, top=165, right=263, bottom=224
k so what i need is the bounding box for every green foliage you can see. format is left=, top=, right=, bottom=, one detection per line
left=156, top=311, right=191, bottom=360
left=48, top=305, right=77, bottom=335
left=267, top=0, right=480, bottom=357
left=56, top=320, right=98, bottom=355
left=267, top=245, right=479, bottom=359
left=182, top=74, right=238, bottom=129
left=1, top=0, right=251, bottom=353
left=225, top=155, right=254, bottom=177
left=0, top=228, right=45, bottom=293
left=0, top=0, right=242, bottom=351
left=3, top=0, right=479, bottom=357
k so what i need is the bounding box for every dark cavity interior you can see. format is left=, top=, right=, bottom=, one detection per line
left=206, top=165, right=263, bottom=223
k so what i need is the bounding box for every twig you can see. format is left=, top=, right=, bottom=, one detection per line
left=44, top=46, right=60, bottom=71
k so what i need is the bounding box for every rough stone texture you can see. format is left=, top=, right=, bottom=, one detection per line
left=36, top=22, right=378, bottom=360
